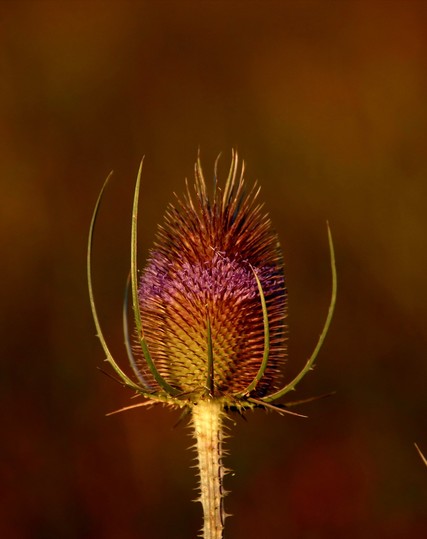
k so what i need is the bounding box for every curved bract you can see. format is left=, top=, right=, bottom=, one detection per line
left=87, top=170, right=176, bottom=406
left=87, top=172, right=145, bottom=395
left=260, top=223, right=337, bottom=404
left=87, top=153, right=336, bottom=413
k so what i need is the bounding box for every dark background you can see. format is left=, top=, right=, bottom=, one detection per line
left=1, top=2, right=426, bottom=538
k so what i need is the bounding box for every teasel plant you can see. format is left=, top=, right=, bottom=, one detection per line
left=87, top=151, right=337, bottom=539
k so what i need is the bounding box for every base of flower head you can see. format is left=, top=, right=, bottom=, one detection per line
left=105, top=387, right=310, bottom=419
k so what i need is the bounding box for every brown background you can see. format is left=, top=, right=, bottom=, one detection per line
left=1, top=2, right=426, bottom=538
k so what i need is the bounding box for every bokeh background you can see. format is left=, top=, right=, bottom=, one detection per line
left=1, top=2, right=426, bottom=538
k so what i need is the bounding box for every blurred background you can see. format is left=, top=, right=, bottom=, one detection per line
left=1, top=2, right=426, bottom=538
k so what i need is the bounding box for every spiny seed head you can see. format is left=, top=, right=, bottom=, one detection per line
left=88, top=151, right=335, bottom=414
left=136, top=153, right=287, bottom=403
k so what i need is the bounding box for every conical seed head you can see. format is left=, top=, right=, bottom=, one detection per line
left=137, top=154, right=287, bottom=399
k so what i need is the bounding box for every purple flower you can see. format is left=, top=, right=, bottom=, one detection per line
left=137, top=154, right=287, bottom=400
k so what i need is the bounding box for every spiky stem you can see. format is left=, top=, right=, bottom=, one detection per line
left=192, top=399, right=226, bottom=539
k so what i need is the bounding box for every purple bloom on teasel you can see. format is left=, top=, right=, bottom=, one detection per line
left=137, top=154, right=287, bottom=400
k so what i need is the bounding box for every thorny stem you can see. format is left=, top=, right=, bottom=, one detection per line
left=192, top=400, right=225, bottom=539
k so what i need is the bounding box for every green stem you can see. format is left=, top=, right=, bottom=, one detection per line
left=192, top=400, right=225, bottom=539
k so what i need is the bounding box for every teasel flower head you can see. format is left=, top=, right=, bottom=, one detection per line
left=87, top=151, right=336, bottom=413
left=137, top=153, right=287, bottom=405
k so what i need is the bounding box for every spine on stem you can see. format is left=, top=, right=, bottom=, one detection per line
left=192, top=399, right=226, bottom=539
